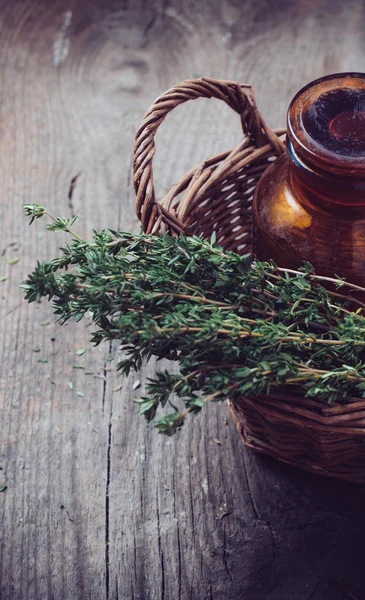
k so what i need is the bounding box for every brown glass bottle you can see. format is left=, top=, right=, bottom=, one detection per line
left=253, top=73, right=365, bottom=289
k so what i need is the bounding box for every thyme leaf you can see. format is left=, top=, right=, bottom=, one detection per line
left=22, top=204, right=365, bottom=434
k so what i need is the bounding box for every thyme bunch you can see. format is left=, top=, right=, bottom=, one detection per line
left=22, top=204, right=365, bottom=435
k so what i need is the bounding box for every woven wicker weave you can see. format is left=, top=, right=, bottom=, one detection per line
left=133, top=78, right=365, bottom=484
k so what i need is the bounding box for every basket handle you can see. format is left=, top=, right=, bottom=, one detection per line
left=133, top=77, right=285, bottom=233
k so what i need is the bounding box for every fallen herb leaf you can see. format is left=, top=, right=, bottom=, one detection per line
left=7, top=257, right=20, bottom=265
left=85, top=371, right=95, bottom=375
left=76, top=348, right=86, bottom=356
left=0, top=276, right=7, bottom=282
left=132, top=380, right=141, bottom=390
left=72, top=365, right=85, bottom=369
left=113, top=384, right=123, bottom=392
left=32, top=347, right=41, bottom=352
left=37, top=358, right=48, bottom=363
left=0, top=485, right=7, bottom=493
left=68, top=381, right=74, bottom=390
left=219, top=510, right=232, bottom=520
left=76, top=391, right=85, bottom=397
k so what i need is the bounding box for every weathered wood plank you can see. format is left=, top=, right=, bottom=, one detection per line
left=1, top=1, right=365, bottom=599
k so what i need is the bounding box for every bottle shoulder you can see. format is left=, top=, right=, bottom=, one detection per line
left=252, top=153, right=365, bottom=284
left=253, top=154, right=312, bottom=233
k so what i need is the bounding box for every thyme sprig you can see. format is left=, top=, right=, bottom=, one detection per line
left=22, top=204, right=365, bottom=435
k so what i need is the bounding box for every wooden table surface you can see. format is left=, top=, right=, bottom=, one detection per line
left=1, top=1, right=365, bottom=598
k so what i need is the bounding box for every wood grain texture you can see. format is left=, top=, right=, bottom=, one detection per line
left=1, top=1, right=365, bottom=599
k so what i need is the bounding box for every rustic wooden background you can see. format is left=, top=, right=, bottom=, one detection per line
left=1, top=0, right=365, bottom=598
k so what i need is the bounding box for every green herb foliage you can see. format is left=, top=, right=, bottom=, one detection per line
left=22, top=204, right=365, bottom=435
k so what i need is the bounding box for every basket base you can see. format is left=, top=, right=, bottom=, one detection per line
left=227, top=400, right=365, bottom=485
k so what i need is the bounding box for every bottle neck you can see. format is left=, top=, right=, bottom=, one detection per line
left=287, top=138, right=365, bottom=209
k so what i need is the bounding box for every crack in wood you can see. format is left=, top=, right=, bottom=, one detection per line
left=176, top=518, right=182, bottom=600
left=330, top=578, right=362, bottom=600
left=172, top=469, right=182, bottom=600
left=142, top=14, right=158, bottom=48
left=307, top=529, right=345, bottom=600
left=105, top=419, right=112, bottom=600
left=105, top=341, right=113, bottom=600
left=187, top=462, right=196, bottom=545
left=242, top=450, right=259, bottom=521
left=222, top=528, right=233, bottom=583
left=155, top=488, right=165, bottom=600
left=262, top=520, right=278, bottom=565
left=102, top=344, right=110, bottom=415
left=308, top=551, right=336, bottom=600
left=132, top=536, right=137, bottom=597
left=67, top=172, right=81, bottom=218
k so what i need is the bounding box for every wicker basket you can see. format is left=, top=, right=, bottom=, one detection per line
left=133, top=78, right=365, bottom=484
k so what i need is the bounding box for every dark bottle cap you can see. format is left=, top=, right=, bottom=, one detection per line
left=287, top=73, right=365, bottom=177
